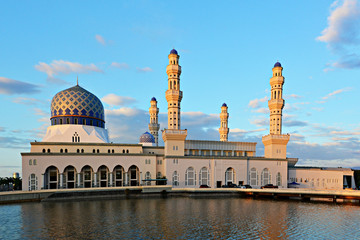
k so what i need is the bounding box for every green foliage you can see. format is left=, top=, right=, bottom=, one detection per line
left=0, top=177, right=22, bottom=191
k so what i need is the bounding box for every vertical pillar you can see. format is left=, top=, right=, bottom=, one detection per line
left=125, top=172, right=128, bottom=186
left=42, top=174, right=46, bottom=189
left=77, top=173, right=81, bottom=188
left=140, top=172, right=143, bottom=186
left=93, top=172, right=97, bottom=187
left=59, top=173, right=64, bottom=189
left=109, top=172, right=113, bottom=187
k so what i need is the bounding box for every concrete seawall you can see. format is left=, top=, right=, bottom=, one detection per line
left=1, top=186, right=360, bottom=204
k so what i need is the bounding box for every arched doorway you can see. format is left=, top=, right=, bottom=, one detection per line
left=45, top=166, right=59, bottom=189
left=113, top=165, right=124, bottom=187
left=128, top=165, right=140, bottom=186
left=64, top=165, right=77, bottom=189
left=225, top=167, right=235, bottom=186
left=185, top=167, right=196, bottom=186
left=261, top=168, right=270, bottom=186
left=81, top=165, right=93, bottom=188
left=98, top=165, right=109, bottom=187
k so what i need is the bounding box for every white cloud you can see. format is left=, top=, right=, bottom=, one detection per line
left=322, top=87, right=351, bottom=100
left=285, top=94, right=302, bottom=99
left=248, top=96, right=268, bottom=109
left=111, top=62, right=130, bottom=69
left=102, top=94, right=136, bottom=106
left=35, top=60, right=103, bottom=79
left=136, top=67, right=153, bottom=73
left=317, top=0, right=360, bottom=47
left=105, top=107, right=141, bottom=117
left=95, top=34, right=106, bottom=45
left=0, top=77, right=40, bottom=95
left=12, top=97, right=46, bottom=106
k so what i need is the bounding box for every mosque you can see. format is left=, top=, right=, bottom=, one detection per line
left=21, top=49, right=355, bottom=191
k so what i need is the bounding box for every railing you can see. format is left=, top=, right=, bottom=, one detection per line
left=162, top=129, right=187, bottom=135
left=165, top=90, right=183, bottom=98
left=262, top=134, right=290, bottom=140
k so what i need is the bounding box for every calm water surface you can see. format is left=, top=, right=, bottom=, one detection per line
left=0, top=197, right=359, bottom=239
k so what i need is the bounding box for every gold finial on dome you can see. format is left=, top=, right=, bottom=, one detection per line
left=77, top=76, right=79, bottom=86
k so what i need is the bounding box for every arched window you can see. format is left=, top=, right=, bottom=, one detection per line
left=108, top=149, right=110, bottom=153
left=90, top=120, right=93, bottom=126
left=77, top=149, right=80, bottom=153
left=28, top=174, right=38, bottom=190
left=65, top=149, right=68, bottom=153
left=261, top=168, right=271, bottom=186
left=81, top=149, right=84, bottom=153
left=126, top=149, right=129, bottom=153
left=172, top=171, right=179, bottom=186
left=83, top=119, right=86, bottom=125
left=47, top=149, right=50, bottom=153
left=123, top=149, right=125, bottom=153
left=112, top=149, right=114, bottom=154
left=276, top=172, right=282, bottom=186
left=145, top=172, right=151, bottom=186
left=97, top=149, right=99, bottom=153
left=42, top=149, right=45, bottom=153
left=249, top=168, right=258, bottom=186
left=54, top=119, right=57, bottom=125
left=185, top=167, right=195, bottom=186
left=33, top=159, right=36, bottom=165
left=74, top=118, right=78, bottom=124
left=29, top=159, right=32, bottom=165
left=157, top=172, right=162, bottom=178
left=225, top=168, right=235, bottom=185
left=199, top=167, right=209, bottom=186
left=66, top=118, right=70, bottom=124
left=93, top=149, right=95, bottom=153
left=60, top=149, right=63, bottom=153
left=274, top=91, right=277, bottom=99
left=60, top=119, right=63, bottom=124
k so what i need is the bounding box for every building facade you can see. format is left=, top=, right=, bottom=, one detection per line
left=21, top=49, right=354, bottom=191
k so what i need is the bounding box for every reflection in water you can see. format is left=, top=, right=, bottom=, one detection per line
left=0, top=198, right=359, bottom=239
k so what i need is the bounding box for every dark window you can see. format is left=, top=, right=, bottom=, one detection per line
left=112, top=149, right=114, bottom=153
left=97, top=149, right=99, bottom=153
left=66, top=118, right=70, bottom=124
left=83, top=119, right=86, bottom=125
left=42, top=149, right=45, bottom=153
left=74, top=118, right=78, bottom=124
left=93, top=149, right=95, bottom=153
left=47, top=149, right=50, bottom=153
left=60, top=119, right=63, bottom=124
left=81, top=149, right=84, bottom=153
left=65, top=149, right=68, bottom=153
left=126, top=149, right=129, bottom=153
left=108, top=149, right=110, bottom=153
left=77, top=149, right=80, bottom=153
left=90, top=120, right=93, bottom=126
left=60, top=149, right=63, bottom=153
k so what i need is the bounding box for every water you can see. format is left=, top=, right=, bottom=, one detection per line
left=0, top=198, right=359, bottom=239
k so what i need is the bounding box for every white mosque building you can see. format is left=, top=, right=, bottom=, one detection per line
left=21, top=49, right=355, bottom=191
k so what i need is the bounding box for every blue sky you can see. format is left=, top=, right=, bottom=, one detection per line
left=1, top=0, right=360, bottom=177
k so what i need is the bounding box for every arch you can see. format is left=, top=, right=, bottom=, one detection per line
left=29, top=159, right=32, bottom=165
left=276, top=172, right=282, bottom=186
left=60, top=149, right=63, bottom=153
left=185, top=167, right=196, bottom=186
left=44, top=166, right=59, bottom=189
left=81, top=165, right=93, bottom=188
left=47, top=149, right=50, bottom=153
left=97, top=165, right=110, bottom=187
left=145, top=171, right=151, bottom=186
left=261, top=168, right=271, bottom=186
left=64, top=165, right=77, bottom=189
left=113, top=165, right=124, bottom=187
left=128, top=165, right=140, bottom=186
left=225, top=167, right=235, bottom=185
left=172, top=171, right=179, bottom=186
left=249, top=167, right=258, bottom=186
left=33, top=159, right=37, bottom=165
left=199, top=167, right=209, bottom=186
left=42, top=149, right=45, bottom=153
left=28, top=173, right=38, bottom=190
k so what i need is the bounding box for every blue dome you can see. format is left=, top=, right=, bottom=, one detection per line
left=139, top=132, right=155, bottom=143
left=170, top=49, right=178, bottom=55
left=274, top=62, right=282, bottom=67
left=50, top=85, right=105, bottom=128
left=151, top=97, right=157, bottom=101
left=222, top=103, right=227, bottom=107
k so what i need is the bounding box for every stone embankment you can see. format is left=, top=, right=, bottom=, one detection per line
left=1, top=186, right=360, bottom=204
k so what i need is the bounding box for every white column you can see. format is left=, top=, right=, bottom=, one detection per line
left=125, top=172, right=128, bottom=186
left=221, top=150, right=224, bottom=156
left=59, top=174, right=64, bottom=189
left=140, top=172, right=143, bottom=186
left=93, top=173, right=97, bottom=187
left=210, top=150, right=213, bottom=156
left=232, top=151, right=235, bottom=156
left=109, top=172, right=113, bottom=187
left=42, top=174, right=46, bottom=189
left=199, top=150, right=202, bottom=156
left=77, top=173, right=81, bottom=188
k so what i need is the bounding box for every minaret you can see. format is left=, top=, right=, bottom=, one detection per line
left=162, top=49, right=187, bottom=156
left=219, top=103, right=229, bottom=141
left=262, top=62, right=290, bottom=159
left=148, top=97, right=160, bottom=146
left=166, top=48, right=182, bottom=129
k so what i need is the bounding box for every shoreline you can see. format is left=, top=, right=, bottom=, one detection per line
left=1, top=186, right=360, bottom=205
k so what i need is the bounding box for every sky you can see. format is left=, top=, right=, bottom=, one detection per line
left=1, top=0, right=360, bottom=177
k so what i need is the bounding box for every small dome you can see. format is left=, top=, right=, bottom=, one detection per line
left=151, top=97, right=157, bottom=101
left=274, top=62, right=282, bottom=67
left=139, top=132, right=155, bottom=143
left=170, top=49, right=178, bottom=55
left=222, top=103, right=227, bottom=107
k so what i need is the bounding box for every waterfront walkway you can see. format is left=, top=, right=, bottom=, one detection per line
left=1, top=186, right=360, bottom=204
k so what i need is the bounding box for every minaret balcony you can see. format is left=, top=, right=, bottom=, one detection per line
left=165, top=90, right=183, bottom=101
left=166, top=65, right=182, bottom=73
left=268, top=99, right=284, bottom=109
